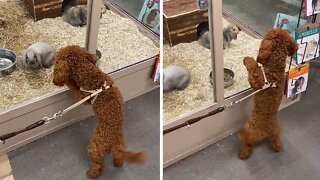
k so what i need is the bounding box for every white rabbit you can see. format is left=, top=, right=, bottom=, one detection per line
left=163, top=65, right=191, bottom=92
left=23, top=42, right=56, bottom=69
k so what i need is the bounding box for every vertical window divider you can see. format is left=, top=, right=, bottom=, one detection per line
left=208, top=0, right=225, bottom=103
left=85, top=0, right=102, bottom=53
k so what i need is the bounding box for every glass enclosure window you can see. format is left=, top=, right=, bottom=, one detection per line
left=163, top=0, right=214, bottom=121
left=110, top=0, right=160, bottom=35
left=96, top=3, right=158, bottom=73
left=222, top=0, right=311, bottom=98
left=0, top=0, right=86, bottom=111
left=223, top=0, right=308, bottom=36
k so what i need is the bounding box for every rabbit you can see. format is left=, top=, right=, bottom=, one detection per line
left=197, top=24, right=240, bottom=49
left=223, top=24, right=240, bottom=49
left=197, top=30, right=211, bottom=49
left=163, top=65, right=191, bottom=92
left=62, top=4, right=107, bottom=27
left=62, top=5, right=88, bottom=27
left=22, top=42, right=56, bottom=69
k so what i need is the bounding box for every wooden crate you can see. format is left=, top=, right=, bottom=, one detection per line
left=163, top=0, right=208, bottom=46
left=24, top=0, right=87, bottom=21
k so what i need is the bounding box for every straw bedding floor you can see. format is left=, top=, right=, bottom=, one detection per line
left=163, top=19, right=262, bottom=121
left=0, top=0, right=158, bottom=111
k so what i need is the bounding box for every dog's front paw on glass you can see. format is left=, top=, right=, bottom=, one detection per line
left=238, top=148, right=252, bottom=160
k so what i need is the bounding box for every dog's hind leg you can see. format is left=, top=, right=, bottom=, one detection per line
left=112, top=137, right=126, bottom=167
left=86, top=136, right=110, bottom=179
left=112, top=143, right=145, bottom=167
left=238, top=144, right=254, bottom=160
left=112, top=145, right=125, bottom=167
left=238, top=128, right=254, bottom=160
left=238, top=126, right=267, bottom=160
left=269, top=120, right=283, bottom=152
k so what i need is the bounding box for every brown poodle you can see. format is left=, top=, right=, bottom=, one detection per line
left=238, top=29, right=298, bottom=160
left=52, top=45, right=145, bottom=179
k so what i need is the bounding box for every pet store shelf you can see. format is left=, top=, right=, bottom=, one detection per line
left=0, top=57, right=158, bottom=154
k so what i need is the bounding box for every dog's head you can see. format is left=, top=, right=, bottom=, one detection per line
left=257, top=29, right=298, bottom=66
left=53, top=45, right=97, bottom=86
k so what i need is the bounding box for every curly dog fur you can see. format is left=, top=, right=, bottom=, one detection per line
left=52, top=45, right=145, bottom=179
left=238, top=29, right=298, bottom=160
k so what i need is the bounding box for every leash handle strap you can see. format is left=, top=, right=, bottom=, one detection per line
left=0, top=120, right=46, bottom=144
left=163, top=107, right=226, bottom=134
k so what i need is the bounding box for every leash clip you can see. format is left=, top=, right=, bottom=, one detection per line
left=43, top=111, right=63, bottom=124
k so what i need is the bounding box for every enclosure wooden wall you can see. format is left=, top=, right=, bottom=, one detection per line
left=24, top=0, right=88, bottom=21
left=163, top=0, right=208, bottom=46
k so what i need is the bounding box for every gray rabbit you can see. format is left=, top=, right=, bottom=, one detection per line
left=163, top=65, right=191, bottom=92
left=23, top=42, right=56, bottom=69
left=62, top=5, right=88, bottom=27
left=62, top=3, right=107, bottom=27
left=223, top=24, right=239, bottom=49
left=197, top=30, right=211, bottom=49
left=197, top=24, right=240, bottom=49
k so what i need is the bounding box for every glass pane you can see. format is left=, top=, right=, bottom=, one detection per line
left=222, top=0, right=311, bottom=98
left=163, top=0, right=214, bottom=121
left=96, top=4, right=158, bottom=73
left=110, top=0, right=160, bottom=35
left=0, top=0, right=86, bottom=111
left=223, top=0, right=310, bottom=36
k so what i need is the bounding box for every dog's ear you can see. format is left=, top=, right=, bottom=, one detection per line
left=257, top=39, right=272, bottom=65
left=53, top=52, right=70, bottom=86
left=286, top=35, right=299, bottom=57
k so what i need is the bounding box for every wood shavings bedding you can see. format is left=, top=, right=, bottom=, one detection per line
left=0, top=0, right=158, bottom=111
left=97, top=11, right=158, bottom=72
left=163, top=19, right=261, bottom=121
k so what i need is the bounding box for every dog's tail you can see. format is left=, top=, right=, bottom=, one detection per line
left=113, top=148, right=145, bottom=164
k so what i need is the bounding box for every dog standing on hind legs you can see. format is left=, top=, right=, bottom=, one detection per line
left=238, top=29, right=298, bottom=160
left=52, top=45, right=145, bottom=179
